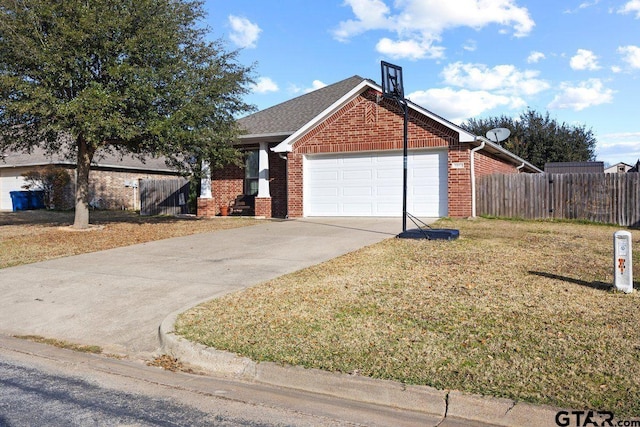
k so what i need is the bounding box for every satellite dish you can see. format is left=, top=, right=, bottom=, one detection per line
left=486, top=127, right=511, bottom=143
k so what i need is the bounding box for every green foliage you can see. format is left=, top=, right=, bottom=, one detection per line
left=22, top=165, right=71, bottom=209
left=461, top=109, right=597, bottom=169
left=0, top=0, right=254, bottom=226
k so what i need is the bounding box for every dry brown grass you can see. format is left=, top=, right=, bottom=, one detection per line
left=0, top=210, right=261, bottom=269
left=176, top=218, right=640, bottom=416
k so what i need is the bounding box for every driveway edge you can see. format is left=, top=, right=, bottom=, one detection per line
left=159, top=306, right=565, bottom=426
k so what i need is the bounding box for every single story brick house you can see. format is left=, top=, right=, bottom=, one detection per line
left=198, top=75, right=540, bottom=219
left=0, top=147, right=181, bottom=211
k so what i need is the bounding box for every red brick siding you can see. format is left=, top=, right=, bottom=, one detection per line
left=197, top=197, right=218, bottom=217
left=474, top=151, right=519, bottom=177
left=210, top=161, right=244, bottom=216
left=287, top=153, right=304, bottom=217
left=447, top=144, right=472, bottom=217
left=255, top=197, right=272, bottom=217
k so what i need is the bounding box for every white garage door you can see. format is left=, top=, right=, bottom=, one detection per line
left=305, top=150, right=448, bottom=217
left=0, top=169, right=29, bottom=211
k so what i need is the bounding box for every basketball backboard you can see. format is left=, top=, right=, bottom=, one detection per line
left=381, top=61, right=404, bottom=100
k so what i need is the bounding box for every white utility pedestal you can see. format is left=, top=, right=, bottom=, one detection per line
left=614, top=230, right=633, bottom=293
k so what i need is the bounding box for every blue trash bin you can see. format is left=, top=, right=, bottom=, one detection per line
left=10, top=191, right=28, bottom=211
left=10, top=191, right=46, bottom=211
left=28, top=191, right=45, bottom=209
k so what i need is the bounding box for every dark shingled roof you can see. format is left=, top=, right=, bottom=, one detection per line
left=238, top=75, right=367, bottom=136
left=0, top=146, right=177, bottom=172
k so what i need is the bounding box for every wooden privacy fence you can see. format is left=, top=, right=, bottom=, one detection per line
left=477, top=173, right=640, bottom=227
left=139, top=178, right=190, bottom=216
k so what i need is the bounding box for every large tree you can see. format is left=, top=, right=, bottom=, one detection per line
left=461, top=109, right=597, bottom=169
left=0, top=0, right=253, bottom=228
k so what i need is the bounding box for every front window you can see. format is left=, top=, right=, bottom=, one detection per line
left=244, top=150, right=259, bottom=196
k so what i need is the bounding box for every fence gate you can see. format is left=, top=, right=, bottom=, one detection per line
left=139, top=178, right=190, bottom=216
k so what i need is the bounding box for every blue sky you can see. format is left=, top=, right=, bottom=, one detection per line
left=203, top=0, right=640, bottom=166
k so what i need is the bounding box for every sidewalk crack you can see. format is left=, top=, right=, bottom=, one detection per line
left=435, top=391, right=450, bottom=427
left=504, top=400, right=517, bottom=416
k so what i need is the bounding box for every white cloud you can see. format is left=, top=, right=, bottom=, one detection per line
left=250, top=77, right=279, bottom=94
left=547, top=79, right=614, bottom=111
left=564, top=0, right=600, bottom=14
left=570, top=49, right=600, bottom=70
left=618, top=45, right=640, bottom=69
left=596, top=132, right=640, bottom=165
left=376, top=38, right=444, bottom=60
left=442, top=62, right=550, bottom=95
left=527, top=51, right=545, bottom=63
left=288, top=80, right=329, bottom=95
left=303, top=80, right=328, bottom=93
left=228, top=16, right=261, bottom=49
left=334, top=0, right=534, bottom=60
left=618, top=0, right=640, bottom=18
left=408, top=88, right=525, bottom=124
left=463, top=39, right=477, bottom=52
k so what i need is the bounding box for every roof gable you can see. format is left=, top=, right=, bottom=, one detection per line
left=268, top=78, right=476, bottom=152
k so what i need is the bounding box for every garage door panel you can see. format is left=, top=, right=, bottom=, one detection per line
left=343, top=187, right=371, bottom=196
left=343, top=170, right=372, bottom=180
left=342, top=156, right=372, bottom=166
left=312, top=203, right=340, bottom=215
left=377, top=184, right=400, bottom=196
left=313, top=188, right=339, bottom=197
left=306, top=150, right=447, bottom=217
left=376, top=168, right=400, bottom=180
left=343, top=203, right=372, bottom=215
left=376, top=202, right=401, bottom=215
left=310, top=171, right=339, bottom=182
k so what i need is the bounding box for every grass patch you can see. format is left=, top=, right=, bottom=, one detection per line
left=0, top=210, right=261, bottom=269
left=15, top=335, right=103, bottom=354
left=176, top=218, right=640, bottom=416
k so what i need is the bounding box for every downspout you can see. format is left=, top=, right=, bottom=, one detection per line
left=470, top=138, right=485, bottom=218
left=516, top=162, right=525, bottom=172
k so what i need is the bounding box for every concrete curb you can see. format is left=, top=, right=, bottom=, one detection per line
left=159, top=306, right=564, bottom=426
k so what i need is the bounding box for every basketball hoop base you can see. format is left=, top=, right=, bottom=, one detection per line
left=397, top=228, right=460, bottom=240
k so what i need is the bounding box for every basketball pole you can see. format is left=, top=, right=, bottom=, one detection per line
left=381, top=61, right=408, bottom=233
left=401, top=99, right=408, bottom=233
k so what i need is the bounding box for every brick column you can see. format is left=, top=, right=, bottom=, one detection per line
left=255, top=197, right=272, bottom=218
left=447, top=144, right=472, bottom=217
left=197, top=197, right=218, bottom=217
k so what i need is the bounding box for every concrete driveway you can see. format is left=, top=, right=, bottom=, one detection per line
left=0, top=218, right=403, bottom=358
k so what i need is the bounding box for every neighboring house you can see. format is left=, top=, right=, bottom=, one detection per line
left=627, top=160, right=640, bottom=173
left=605, top=162, right=633, bottom=174
left=198, top=75, right=541, bottom=219
left=0, top=147, right=181, bottom=211
left=544, top=162, right=605, bottom=174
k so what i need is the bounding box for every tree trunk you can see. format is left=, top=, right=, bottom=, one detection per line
left=73, top=135, right=95, bottom=229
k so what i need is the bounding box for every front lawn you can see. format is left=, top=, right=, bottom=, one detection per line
left=0, top=210, right=261, bottom=269
left=176, top=218, right=640, bottom=417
